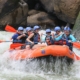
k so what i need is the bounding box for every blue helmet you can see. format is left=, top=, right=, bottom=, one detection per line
left=46, top=29, right=51, bottom=33
left=33, top=25, right=40, bottom=30
left=18, top=26, right=24, bottom=31
left=26, top=27, right=32, bottom=31
left=54, top=26, right=61, bottom=31
left=64, top=27, right=70, bottom=31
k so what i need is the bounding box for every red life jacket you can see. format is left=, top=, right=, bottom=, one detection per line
left=54, top=40, right=66, bottom=45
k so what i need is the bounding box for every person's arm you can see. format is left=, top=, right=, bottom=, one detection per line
left=69, top=35, right=76, bottom=42
left=26, top=33, right=34, bottom=44
left=54, top=35, right=62, bottom=41
left=17, top=34, right=26, bottom=40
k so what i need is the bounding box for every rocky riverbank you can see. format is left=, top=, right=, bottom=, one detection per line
left=0, top=0, right=80, bottom=29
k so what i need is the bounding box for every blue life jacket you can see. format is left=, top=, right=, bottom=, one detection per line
left=12, top=33, right=27, bottom=43
left=61, top=34, right=76, bottom=42
left=62, top=34, right=70, bottom=40
left=61, top=34, right=75, bottom=51
left=33, top=33, right=40, bottom=44
left=61, top=34, right=71, bottom=44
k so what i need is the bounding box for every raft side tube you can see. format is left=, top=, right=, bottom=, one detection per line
left=9, top=45, right=80, bottom=60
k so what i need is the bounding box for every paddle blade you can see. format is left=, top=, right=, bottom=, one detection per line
left=73, top=42, right=80, bottom=49
left=10, top=43, right=24, bottom=49
left=5, top=25, right=16, bottom=32
left=0, top=40, right=3, bottom=43
left=75, top=54, right=80, bottom=60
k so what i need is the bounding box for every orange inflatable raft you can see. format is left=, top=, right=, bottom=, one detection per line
left=6, top=45, right=80, bottom=61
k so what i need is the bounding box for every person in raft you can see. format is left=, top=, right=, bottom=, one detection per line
left=25, top=27, right=34, bottom=49
left=45, top=29, right=54, bottom=45
left=26, top=25, right=40, bottom=47
left=61, top=27, right=76, bottom=51
left=53, top=26, right=63, bottom=45
left=12, top=26, right=27, bottom=44
left=53, top=26, right=76, bottom=51
left=26, top=25, right=47, bottom=49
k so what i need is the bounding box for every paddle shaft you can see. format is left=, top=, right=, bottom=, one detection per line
left=2, top=41, right=12, bottom=42
left=0, top=40, right=12, bottom=43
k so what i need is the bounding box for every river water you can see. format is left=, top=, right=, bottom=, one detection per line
left=0, top=31, right=80, bottom=80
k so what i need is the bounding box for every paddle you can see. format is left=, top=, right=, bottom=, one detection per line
left=10, top=43, right=24, bottom=49
left=0, top=40, right=25, bottom=48
left=0, top=40, right=12, bottom=43
left=0, top=40, right=22, bottom=43
left=5, top=25, right=16, bottom=32
left=73, top=42, right=80, bottom=49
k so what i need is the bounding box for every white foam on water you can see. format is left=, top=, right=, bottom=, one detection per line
left=0, top=31, right=80, bottom=80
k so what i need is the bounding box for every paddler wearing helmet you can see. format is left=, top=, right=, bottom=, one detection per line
left=45, top=29, right=54, bottom=45
left=26, top=25, right=40, bottom=48
left=12, top=26, right=27, bottom=43
left=53, top=26, right=63, bottom=45
left=26, top=25, right=48, bottom=49
left=61, top=27, right=76, bottom=51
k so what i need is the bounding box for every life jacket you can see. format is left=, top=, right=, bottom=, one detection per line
left=61, top=34, right=71, bottom=41
left=54, top=34, right=66, bottom=45
left=33, top=33, right=40, bottom=44
left=61, top=34, right=73, bottom=51
left=13, top=33, right=27, bottom=43
left=54, top=40, right=66, bottom=45
left=61, top=34, right=73, bottom=45
left=45, top=35, right=54, bottom=45
left=26, top=33, right=34, bottom=42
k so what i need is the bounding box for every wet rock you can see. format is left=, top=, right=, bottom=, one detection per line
left=27, top=11, right=56, bottom=27
left=0, top=0, right=19, bottom=15
left=0, top=0, right=7, bottom=13
left=40, top=0, right=80, bottom=24
left=73, top=12, right=80, bottom=40
left=0, top=0, right=28, bottom=26
left=28, top=10, right=40, bottom=16
left=1, top=0, right=79, bottom=29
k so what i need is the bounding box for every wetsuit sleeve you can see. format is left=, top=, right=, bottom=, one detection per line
left=12, top=34, right=18, bottom=39
left=54, top=35, right=62, bottom=41
left=69, top=35, right=76, bottom=42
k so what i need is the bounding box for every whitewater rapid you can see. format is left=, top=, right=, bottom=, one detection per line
left=0, top=31, right=80, bottom=80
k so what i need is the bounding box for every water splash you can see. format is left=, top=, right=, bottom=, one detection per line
left=0, top=31, right=80, bottom=80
